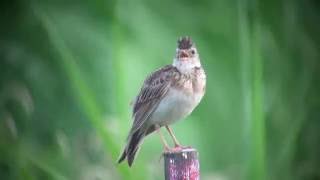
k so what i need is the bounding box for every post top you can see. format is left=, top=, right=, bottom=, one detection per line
left=163, top=147, right=198, bottom=155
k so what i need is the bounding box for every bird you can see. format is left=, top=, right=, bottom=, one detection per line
left=118, top=36, right=206, bottom=167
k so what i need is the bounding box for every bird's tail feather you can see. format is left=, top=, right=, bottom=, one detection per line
left=118, top=130, right=145, bottom=167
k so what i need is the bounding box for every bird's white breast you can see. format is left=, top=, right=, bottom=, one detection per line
left=150, top=88, right=203, bottom=126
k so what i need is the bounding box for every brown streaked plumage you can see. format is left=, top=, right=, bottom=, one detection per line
left=118, top=36, right=206, bottom=167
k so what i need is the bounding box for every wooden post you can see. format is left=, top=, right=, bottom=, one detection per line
left=164, top=148, right=200, bottom=180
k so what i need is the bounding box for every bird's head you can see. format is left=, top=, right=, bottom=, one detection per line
left=173, top=36, right=201, bottom=73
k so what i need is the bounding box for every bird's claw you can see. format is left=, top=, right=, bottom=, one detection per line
left=163, top=145, right=192, bottom=153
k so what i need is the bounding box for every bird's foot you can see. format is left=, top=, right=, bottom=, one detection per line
left=163, top=145, right=192, bottom=153
left=172, top=144, right=192, bottom=152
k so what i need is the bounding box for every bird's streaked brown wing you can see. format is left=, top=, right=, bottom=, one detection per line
left=130, top=65, right=179, bottom=133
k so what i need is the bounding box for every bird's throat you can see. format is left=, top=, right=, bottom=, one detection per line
left=173, top=58, right=201, bottom=74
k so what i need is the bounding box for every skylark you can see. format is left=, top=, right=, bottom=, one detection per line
left=118, top=36, right=206, bottom=166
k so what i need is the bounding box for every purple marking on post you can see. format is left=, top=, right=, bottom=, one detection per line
left=164, top=148, right=200, bottom=180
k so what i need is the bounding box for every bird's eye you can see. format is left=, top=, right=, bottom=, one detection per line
left=191, top=50, right=195, bottom=55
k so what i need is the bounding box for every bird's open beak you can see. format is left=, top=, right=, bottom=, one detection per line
left=179, top=51, right=189, bottom=60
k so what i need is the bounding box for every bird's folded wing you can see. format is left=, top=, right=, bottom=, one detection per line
left=130, top=65, right=179, bottom=134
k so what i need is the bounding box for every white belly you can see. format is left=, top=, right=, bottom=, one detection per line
left=149, top=88, right=203, bottom=126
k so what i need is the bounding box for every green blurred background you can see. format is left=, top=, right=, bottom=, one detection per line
left=1, top=0, right=319, bottom=179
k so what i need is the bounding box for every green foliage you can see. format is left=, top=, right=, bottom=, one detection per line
left=1, top=0, right=319, bottom=179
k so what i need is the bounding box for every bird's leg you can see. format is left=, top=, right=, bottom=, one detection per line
left=165, top=126, right=181, bottom=147
left=156, top=127, right=170, bottom=152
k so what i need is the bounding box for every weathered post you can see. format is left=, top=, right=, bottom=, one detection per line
left=163, top=148, right=200, bottom=180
